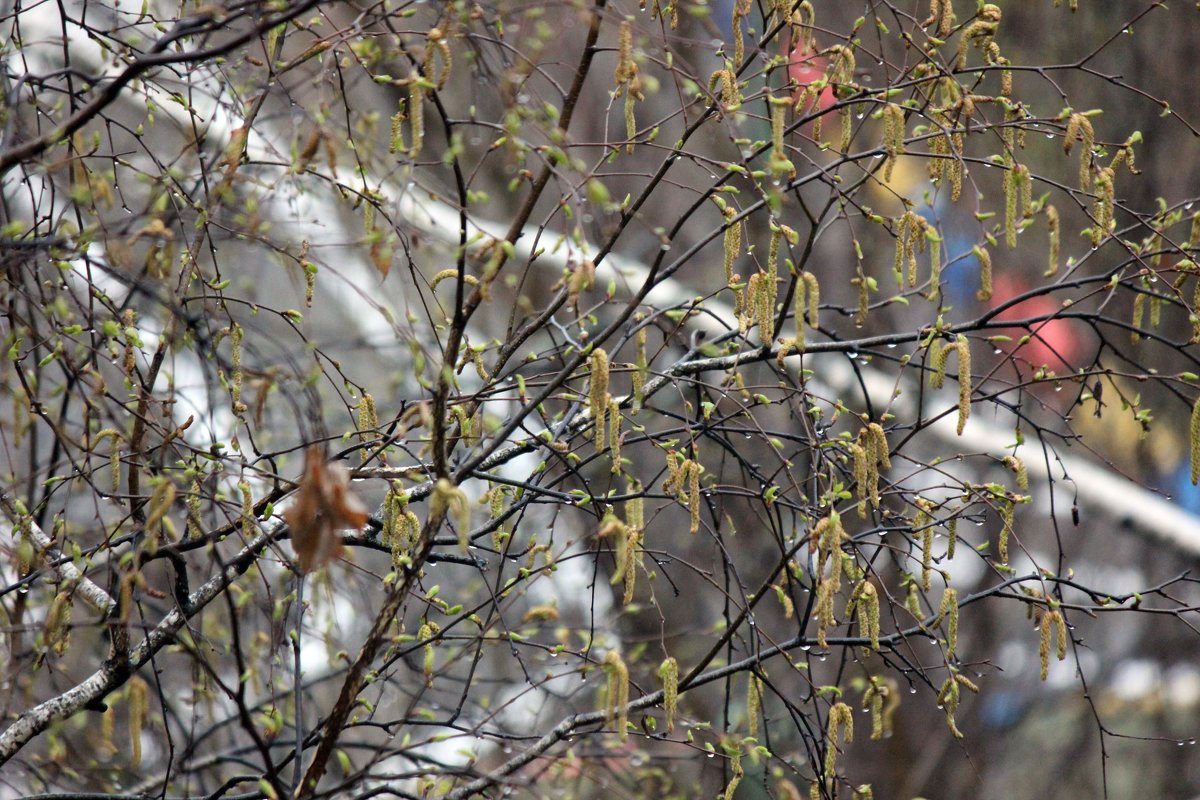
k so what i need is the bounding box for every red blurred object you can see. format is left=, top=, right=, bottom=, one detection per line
left=787, top=42, right=836, bottom=116
left=990, top=274, right=1085, bottom=370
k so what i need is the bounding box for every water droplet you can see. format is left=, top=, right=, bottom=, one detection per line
left=660, top=244, right=671, bottom=252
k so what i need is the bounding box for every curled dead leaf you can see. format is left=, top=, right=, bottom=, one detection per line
left=283, top=446, right=369, bottom=573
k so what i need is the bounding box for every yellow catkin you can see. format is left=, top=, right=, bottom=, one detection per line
left=1005, top=165, right=1019, bottom=248
left=731, top=0, right=750, bottom=65
left=905, top=580, right=922, bottom=619
left=431, top=478, right=470, bottom=551
left=589, top=348, right=611, bottom=451
left=747, top=674, right=763, bottom=737
left=127, top=676, right=149, bottom=768
left=626, top=481, right=644, bottom=531
left=415, top=620, right=435, bottom=685
left=929, top=132, right=948, bottom=182
left=1005, top=455, right=1029, bottom=490
left=840, top=105, right=853, bottom=152
left=768, top=226, right=782, bottom=280
left=723, top=746, right=744, bottom=800
left=1056, top=610, right=1068, bottom=660
left=659, top=657, right=679, bottom=733
left=862, top=678, right=884, bottom=740
left=852, top=443, right=869, bottom=518
left=921, top=526, right=934, bottom=591
left=974, top=245, right=992, bottom=301
left=749, top=272, right=774, bottom=344
left=858, top=581, right=880, bottom=651
left=45, top=590, right=73, bottom=655
left=770, top=98, right=796, bottom=180
left=229, top=323, right=245, bottom=413
left=608, top=397, right=622, bottom=472
left=622, top=527, right=639, bottom=603
left=803, top=272, right=820, bottom=329
left=947, top=516, right=958, bottom=559
left=790, top=2, right=817, bottom=54
left=1190, top=397, right=1200, bottom=484
left=956, top=7, right=1000, bottom=69
left=1045, top=205, right=1060, bottom=276
left=930, top=339, right=948, bottom=389
left=937, top=675, right=964, bottom=738
left=824, top=702, right=854, bottom=787
left=1131, top=292, right=1145, bottom=344
left=882, top=103, right=905, bottom=182
left=948, top=133, right=964, bottom=201
left=859, top=431, right=880, bottom=511
left=998, top=498, right=1013, bottom=565
left=939, top=587, right=959, bottom=657
left=1092, top=166, right=1114, bottom=246
left=381, top=482, right=400, bottom=546
left=238, top=480, right=253, bottom=539
left=624, top=66, right=643, bottom=153
left=389, top=105, right=407, bottom=154
left=604, top=651, right=630, bottom=740
left=927, top=228, right=943, bottom=300
left=907, top=218, right=923, bottom=289
left=615, top=21, right=633, bottom=87
left=723, top=210, right=741, bottom=285
left=358, top=392, right=377, bottom=462
left=96, top=428, right=123, bottom=491
left=185, top=479, right=202, bottom=539
left=1189, top=212, right=1200, bottom=251
left=424, top=28, right=452, bottom=88
left=1019, top=163, right=1033, bottom=217
left=1063, top=112, right=1094, bottom=192
left=934, top=0, right=954, bottom=37
left=121, top=309, right=137, bottom=376
left=408, top=80, right=424, bottom=158
left=956, top=336, right=971, bottom=435
left=869, top=422, right=890, bottom=470
left=893, top=214, right=909, bottom=287
left=1037, top=609, right=1068, bottom=680
left=688, top=459, right=701, bottom=533
left=816, top=579, right=835, bottom=648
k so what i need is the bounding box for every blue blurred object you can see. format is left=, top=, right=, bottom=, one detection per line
left=712, top=0, right=736, bottom=40
left=1168, top=460, right=1200, bottom=516
left=980, top=687, right=1026, bottom=730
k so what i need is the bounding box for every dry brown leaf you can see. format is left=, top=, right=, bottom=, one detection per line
left=284, top=446, right=369, bottom=573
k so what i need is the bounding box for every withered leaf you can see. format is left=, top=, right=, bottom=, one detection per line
left=284, top=446, right=369, bottom=573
